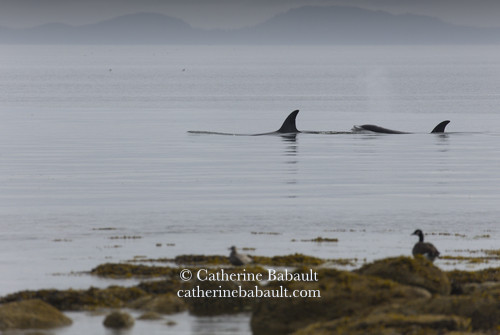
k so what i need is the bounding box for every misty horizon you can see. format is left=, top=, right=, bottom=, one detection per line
left=1, top=0, right=500, bottom=30
left=1, top=5, right=500, bottom=45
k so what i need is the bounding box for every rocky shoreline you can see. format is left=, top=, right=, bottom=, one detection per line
left=0, top=254, right=499, bottom=334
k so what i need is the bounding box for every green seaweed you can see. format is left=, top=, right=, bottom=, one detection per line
left=301, top=237, right=339, bottom=243
left=91, top=263, right=181, bottom=278
left=252, top=253, right=325, bottom=266
left=356, top=256, right=451, bottom=295
left=447, top=267, right=500, bottom=294
left=0, top=286, right=147, bottom=311
left=0, top=254, right=499, bottom=334
left=173, top=255, right=230, bottom=265
left=126, top=253, right=327, bottom=267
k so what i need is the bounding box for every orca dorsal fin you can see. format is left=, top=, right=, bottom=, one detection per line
left=431, top=120, right=450, bottom=133
left=277, top=110, right=300, bottom=133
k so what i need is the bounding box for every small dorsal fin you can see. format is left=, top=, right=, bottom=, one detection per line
left=277, top=110, right=300, bottom=133
left=431, top=120, right=450, bottom=133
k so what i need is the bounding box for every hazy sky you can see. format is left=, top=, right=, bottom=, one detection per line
left=1, top=0, right=500, bottom=29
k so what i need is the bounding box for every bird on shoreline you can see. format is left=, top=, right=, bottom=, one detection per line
left=411, top=229, right=440, bottom=262
left=228, top=246, right=252, bottom=266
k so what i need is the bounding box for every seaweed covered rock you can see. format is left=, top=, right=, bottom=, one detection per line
left=173, top=253, right=325, bottom=267
left=0, top=299, right=72, bottom=330
left=293, top=313, right=471, bottom=335
left=174, top=254, right=230, bottom=265
left=128, top=293, right=187, bottom=314
left=182, top=278, right=258, bottom=316
left=411, top=295, right=500, bottom=330
left=0, top=286, right=147, bottom=311
left=356, top=256, right=451, bottom=295
left=137, top=279, right=185, bottom=295
left=251, top=269, right=431, bottom=335
left=461, top=281, right=500, bottom=295
left=252, top=253, right=324, bottom=267
left=366, top=292, right=500, bottom=331
left=91, top=263, right=181, bottom=278
left=447, top=267, right=500, bottom=294
left=103, top=311, right=134, bottom=329
left=137, top=311, right=163, bottom=320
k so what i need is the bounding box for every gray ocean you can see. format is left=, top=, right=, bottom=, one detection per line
left=1, top=45, right=500, bottom=334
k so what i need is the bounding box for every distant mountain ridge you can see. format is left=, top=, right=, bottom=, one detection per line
left=240, top=6, right=500, bottom=44
left=0, top=13, right=200, bottom=44
left=1, top=6, right=499, bottom=44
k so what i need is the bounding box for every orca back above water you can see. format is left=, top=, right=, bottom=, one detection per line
left=352, top=124, right=407, bottom=134
left=353, top=120, right=450, bottom=134
left=188, top=110, right=300, bottom=136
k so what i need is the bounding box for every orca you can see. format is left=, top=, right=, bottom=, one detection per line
left=188, top=110, right=451, bottom=136
left=352, top=120, right=450, bottom=134
left=188, top=110, right=300, bottom=136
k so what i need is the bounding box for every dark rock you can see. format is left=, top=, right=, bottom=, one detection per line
left=103, top=311, right=134, bottom=329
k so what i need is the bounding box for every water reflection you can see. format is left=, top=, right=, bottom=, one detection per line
left=281, top=134, right=298, bottom=197
left=191, top=314, right=251, bottom=335
left=432, top=133, right=451, bottom=188
left=435, top=134, right=449, bottom=140
left=281, top=133, right=297, bottom=156
left=434, top=133, right=450, bottom=152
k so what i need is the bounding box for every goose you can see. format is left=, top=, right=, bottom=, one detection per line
left=411, top=229, right=440, bottom=262
left=228, top=246, right=252, bottom=266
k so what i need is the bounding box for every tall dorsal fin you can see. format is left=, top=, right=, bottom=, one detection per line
left=431, top=120, right=450, bottom=133
left=277, top=110, right=300, bottom=133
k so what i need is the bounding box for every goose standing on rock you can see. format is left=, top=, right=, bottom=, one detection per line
left=228, top=246, right=252, bottom=266
left=411, top=229, right=440, bottom=262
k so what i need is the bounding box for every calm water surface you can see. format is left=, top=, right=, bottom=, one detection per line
left=1, top=45, right=500, bottom=334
